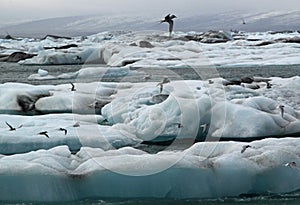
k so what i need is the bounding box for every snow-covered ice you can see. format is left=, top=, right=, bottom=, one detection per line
left=1, top=138, right=300, bottom=201
left=0, top=30, right=300, bottom=202
left=1, top=30, right=300, bottom=69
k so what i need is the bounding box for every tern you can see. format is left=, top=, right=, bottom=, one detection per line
left=160, top=14, right=177, bottom=37
left=59, top=128, right=67, bottom=135
left=70, top=82, right=76, bottom=91
left=5, top=121, right=22, bottom=131
left=241, top=145, right=252, bottom=153
left=279, top=105, right=285, bottom=118
left=39, top=131, right=49, bottom=138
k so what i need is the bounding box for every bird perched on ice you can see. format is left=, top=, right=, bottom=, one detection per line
left=157, top=77, right=170, bottom=93
left=160, top=14, right=177, bottom=37
left=70, top=82, right=76, bottom=91
left=5, top=121, right=22, bottom=131
left=266, top=81, right=272, bottom=89
left=74, top=55, right=82, bottom=64
left=279, top=105, right=285, bottom=118
left=241, top=145, right=252, bottom=153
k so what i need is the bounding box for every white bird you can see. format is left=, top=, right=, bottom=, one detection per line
left=156, top=77, right=170, bottom=93
left=284, top=162, right=297, bottom=168
left=88, top=101, right=102, bottom=109
left=143, top=74, right=152, bottom=81
left=200, top=124, right=208, bottom=133
left=160, top=14, right=177, bottom=37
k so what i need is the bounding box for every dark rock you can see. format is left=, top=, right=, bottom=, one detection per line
left=139, top=40, right=154, bottom=48
left=279, top=37, right=300, bottom=44
left=44, top=44, right=78, bottom=50
left=129, top=42, right=138, bottom=46
left=254, top=41, right=274, bottom=46
left=184, top=31, right=233, bottom=44
left=241, top=77, right=254, bottom=84
left=4, top=34, right=15, bottom=40
left=16, top=94, right=50, bottom=112
left=223, top=80, right=242, bottom=86
left=41, top=34, right=72, bottom=40
left=0, top=52, right=36, bottom=63
left=152, top=94, right=169, bottom=104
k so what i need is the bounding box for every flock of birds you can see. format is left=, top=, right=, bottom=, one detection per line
left=4, top=121, right=79, bottom=138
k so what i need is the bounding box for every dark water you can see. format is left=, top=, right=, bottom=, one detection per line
left=2, top=193, right=300, bottom=205
left=0, top=62, right=299, bottom=85
left=1, top=62, right=300, bottom=204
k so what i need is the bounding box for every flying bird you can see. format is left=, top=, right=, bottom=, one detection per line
left=143, top=74, right=152, bottom=81
left=38, top=131, right=49, bottom=138
left=5, top=121, right=22, bottom=131
left=285, top=162, right=297, bottom=168
left=200, top=124, right=208, bottom=133
left=70, top=82, right=76, bottom=91
left=157, top=77, right=170, bottom=93
left=241, top=145, right=252, bottom=153
left=160, top=14, right=177, bottom=37
left=59, top=128, right=67, bottom=135
left=279, top=105, right=285, bottom=118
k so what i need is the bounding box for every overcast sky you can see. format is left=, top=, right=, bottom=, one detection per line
left=0, top=0, right=299, bottom=26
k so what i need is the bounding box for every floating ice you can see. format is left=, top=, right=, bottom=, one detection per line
left=1, top=31, right=300, bottom=67
left=0, top=138, right=300, bottom=201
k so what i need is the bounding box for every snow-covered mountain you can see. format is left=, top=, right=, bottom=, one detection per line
left=0, top=10, right=300, bottom=38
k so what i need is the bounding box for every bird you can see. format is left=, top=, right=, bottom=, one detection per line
left=266, top=81, right=272, bottom=89
left=279, top=105, right=285, bottom=118
left=160, top=14, right=177, bottom=37
left=59, top=128, right=67, bottom=135
left=284, top=162, right=297, bottom=168
left=70, top=82, right=76, bottom=91
left=177, top=123, right=183, bottom=128
left=157, top=83, right=164, bottom=93
left=208, top=80, right=214, bottom=84
left=200, top=124, right=208, bottom=133
left=241, top=145, right=252, bottom=153
left=73, top=121, right=80, bottom=127
left=156, top=77, right=170, bottom=93
left=88, top=101, right=102, bottom=109
left=143, top=74, right=152, bottom=81
left=242, top=19, right=246, bottom=25
left=5, top=121, right=22, bottom=131
left=38, top=131, right=49, bottom=138
left=75, top=55, right=82, bottom=64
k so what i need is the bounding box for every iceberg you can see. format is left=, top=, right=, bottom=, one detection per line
left=1, top=138, right=300, bottom=202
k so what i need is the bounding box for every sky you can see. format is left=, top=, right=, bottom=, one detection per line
left=0, top=0, right=299, bottom=26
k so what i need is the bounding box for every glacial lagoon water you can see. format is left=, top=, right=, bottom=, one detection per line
left=0, top=62, right=300, bottom=205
